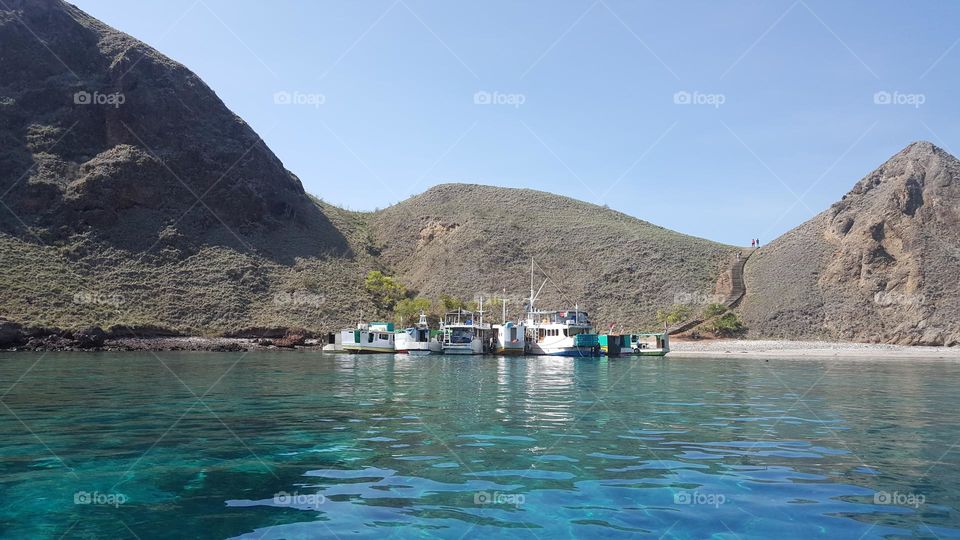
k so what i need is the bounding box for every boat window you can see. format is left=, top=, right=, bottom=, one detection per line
left=367, top=333, right=374, bottom=343
left=510, top=327, right=517, bottom=340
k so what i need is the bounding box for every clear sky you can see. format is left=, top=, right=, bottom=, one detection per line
left=71, top=0, right=960, bottom=246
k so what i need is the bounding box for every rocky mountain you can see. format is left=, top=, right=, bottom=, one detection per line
left=739, top=141, right=960, bottom=346
left=0, top=0, right=374, bottom=336
left=0, top=0, right=733, bottom=340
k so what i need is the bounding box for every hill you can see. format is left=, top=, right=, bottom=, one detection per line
left=371, top=184, right=734, bottom=329
left=739, top=141, right=960, bottom=346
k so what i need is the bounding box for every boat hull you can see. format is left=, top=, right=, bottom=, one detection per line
left=528, top=346, right=598, bottom=357
left=342, top=345, right=395, bottom=354
left=443, top=346, right=481, bottom=355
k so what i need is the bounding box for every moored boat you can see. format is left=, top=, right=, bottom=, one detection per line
left=525, top=308, right=599, bottom=356
left=598, top=334, right=630, bottom=356
left=493, top=321, right=526, bottom=355
left=340, top=322, right=396, bottom=354
left=628, top=332, right=670, bottom=356
left=523, top=260, right=600, bottom=357
left=395, top=312, right=435, bottom=356
left=439, top=308, right=492, bottom=355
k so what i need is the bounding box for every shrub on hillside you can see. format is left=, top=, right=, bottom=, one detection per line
left=706, top=312, right=745, bottom=337
left=703, top=303, right=728, bottom=318
left=395, top=297, right=432, bottom=325
left=656, top=304, right=693, bottom=326
left=364, top=271, right=407, bottom=312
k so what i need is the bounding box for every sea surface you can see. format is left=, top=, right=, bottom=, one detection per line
left=1, top=352, right=958, bottom=539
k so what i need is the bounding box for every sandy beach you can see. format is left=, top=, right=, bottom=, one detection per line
left=669, top=338, right=960, bottom=359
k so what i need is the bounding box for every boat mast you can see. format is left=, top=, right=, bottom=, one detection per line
left=502, top=288, right=507, bottom=324
left=529, top=259, right=535, bottom=314
left=478, top=295, right=484, bottom=326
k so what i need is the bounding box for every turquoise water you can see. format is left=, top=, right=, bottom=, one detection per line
left=1, top=352, right=959, bottom=539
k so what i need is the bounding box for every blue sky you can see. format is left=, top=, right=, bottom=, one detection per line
left=72, top=0, right=960, bottom=246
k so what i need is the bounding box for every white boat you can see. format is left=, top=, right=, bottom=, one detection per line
left=491, top=295, right=526, bottom=355
left=438, top=307, right=492, bottom=355
left=627, top=332, right=670, bottom=356
left=493, top=321, right=526, bottom=355
left=340, top=322, right=395, bottom=354
left=525, top=308, right=599, bottom=356
left=523, top=260, right=599, bottom=357
left=395, top=312, right=435, bottom=356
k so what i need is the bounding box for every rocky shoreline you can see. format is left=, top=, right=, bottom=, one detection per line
left=0, top=321, right=325, bottom=352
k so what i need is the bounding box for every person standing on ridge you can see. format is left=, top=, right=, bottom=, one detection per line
left=751, top=239, right=755, bottom=248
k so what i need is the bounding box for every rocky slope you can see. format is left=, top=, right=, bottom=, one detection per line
left=739, top=141, right=960, bottom=346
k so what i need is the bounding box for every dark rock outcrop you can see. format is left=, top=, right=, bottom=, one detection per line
left=0, top=0, right=348, bottom=260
